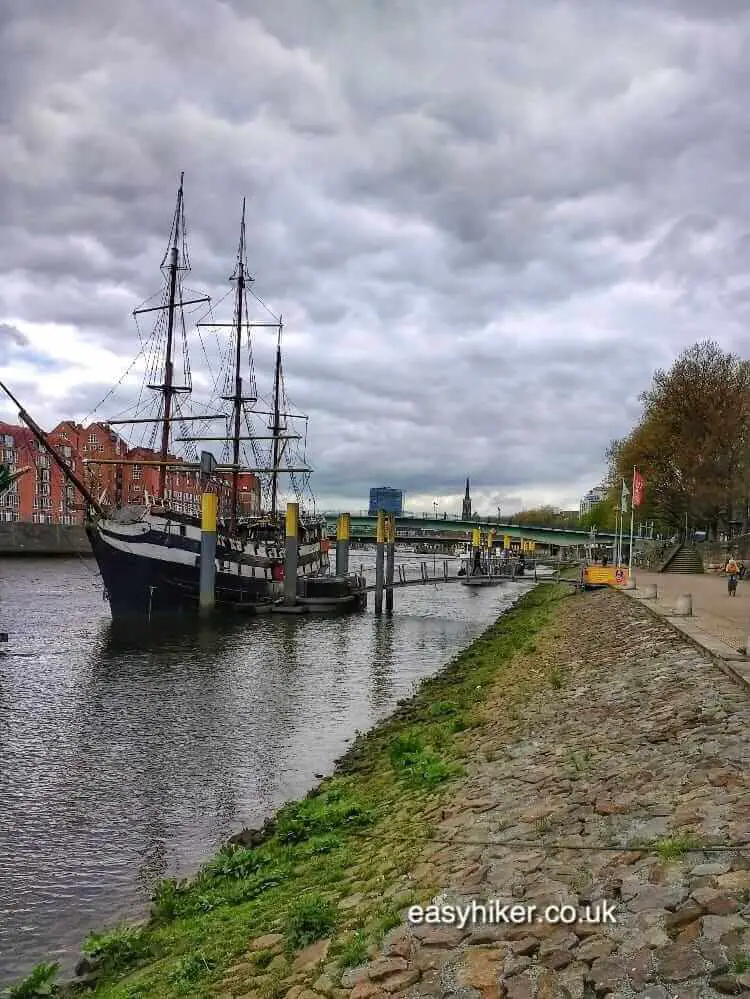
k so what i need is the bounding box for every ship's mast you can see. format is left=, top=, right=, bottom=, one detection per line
left=158, top=173, right=184, bottom=497
left=229, top=199, right=247, bottom=532
left=270, top=322, right=283, bottom=519
left=169, top=207, right=310, bottom=526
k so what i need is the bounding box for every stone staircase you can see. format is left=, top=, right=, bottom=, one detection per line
left=659, top=544, right=704, bottom=573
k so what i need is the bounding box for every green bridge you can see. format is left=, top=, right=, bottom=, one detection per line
left=322, top=514, right=618, bottom=547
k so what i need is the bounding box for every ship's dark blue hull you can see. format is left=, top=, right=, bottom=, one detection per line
left=86, top=523, right=280, bottom=620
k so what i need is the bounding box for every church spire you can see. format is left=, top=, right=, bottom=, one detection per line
left=462, top=477, right=472, bottom=520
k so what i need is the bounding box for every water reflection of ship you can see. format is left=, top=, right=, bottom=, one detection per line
left=68, top=611, right=312, bottom=887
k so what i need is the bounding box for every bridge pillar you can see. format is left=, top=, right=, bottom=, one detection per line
left=385, top=514, right=395, bottom=613
left=375, top=510, right=385, bottom=615
left=336, top=512, right=350, bottom=576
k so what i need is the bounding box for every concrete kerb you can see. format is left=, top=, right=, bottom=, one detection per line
left=618, top=587, right=750, bottom=695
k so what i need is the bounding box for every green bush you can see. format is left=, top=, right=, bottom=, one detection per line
left=167, top=952, right=216, bottom=991
left=3, top=962, right=59, bottom=998
left=274, top=785, right=374, bottom=844
left=81, top=924, right=149, bottom=975
left=336, top=931, right=369, bottom=969
left=388, top=731, right=453, bottom=788
left=202, top=845, right=266, bottom=880
left=284, top=894, right=339, bottom=949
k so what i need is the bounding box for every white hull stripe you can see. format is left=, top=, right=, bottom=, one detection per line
left=99, top=523, right=321, bottom=561
left=97, top=531, right=322, bottom=578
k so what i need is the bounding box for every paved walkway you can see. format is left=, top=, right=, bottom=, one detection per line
left=632, top=571, right=750, bottom=654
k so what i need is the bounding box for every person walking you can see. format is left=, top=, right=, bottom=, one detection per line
left=725, top=555, right=740, bottom=597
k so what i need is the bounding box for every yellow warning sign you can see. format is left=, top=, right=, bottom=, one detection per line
left=583, top=566, right=629, bottom=587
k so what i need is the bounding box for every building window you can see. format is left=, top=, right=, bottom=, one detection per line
left=3, top=448, right=15, bottom=463
left=133, top=464, right=142, bottom=480
left=87, top=434, right=98, bottom=448
left=3, top=434, right=13, bottom=447
left=38, top=468, right=50, bottom=482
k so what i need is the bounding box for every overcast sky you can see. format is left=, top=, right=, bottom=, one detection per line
left=2, top=0, right=750, bottom=516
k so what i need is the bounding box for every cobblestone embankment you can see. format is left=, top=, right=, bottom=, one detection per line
left=35, top=586, right=748, bottom=999
left=235, top=590, right=750, bottom=999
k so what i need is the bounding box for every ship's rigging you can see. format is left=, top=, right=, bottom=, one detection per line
left=79, top=175, right=318, bottom=525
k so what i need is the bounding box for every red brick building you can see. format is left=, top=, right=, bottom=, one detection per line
left=0, top=420, right=260, bottom=524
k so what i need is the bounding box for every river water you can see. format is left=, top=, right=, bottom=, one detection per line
left=0, top=553, right=535, bottom=985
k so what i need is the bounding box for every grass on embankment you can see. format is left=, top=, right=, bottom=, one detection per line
left=4, top=584, right=570, bottom=999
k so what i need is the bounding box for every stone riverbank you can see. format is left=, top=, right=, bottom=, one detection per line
left=10, top=585, right=749, bottom=999
left=232, top=589, right=750, bottom=999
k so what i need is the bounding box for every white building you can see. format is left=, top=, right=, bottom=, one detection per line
left=579, top=485, right=608, bottom=517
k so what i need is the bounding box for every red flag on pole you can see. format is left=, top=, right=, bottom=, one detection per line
left=633, top=469, right=645, bottom=507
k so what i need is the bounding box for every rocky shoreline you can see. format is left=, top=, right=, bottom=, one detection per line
left=8, top=585, right=749, bottom=999
left=229, top=589, right=750, bottom=999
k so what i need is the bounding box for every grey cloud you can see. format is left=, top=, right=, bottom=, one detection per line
left=0, top=324, right=28, bottom=348
left=0, top=323, right=34, bottom=368
left=3, top=0, right=750, bottom=512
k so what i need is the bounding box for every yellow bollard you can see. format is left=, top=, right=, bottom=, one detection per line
left=199, top=491, right=218, bottom=616
left=336, top=512, right=351, bottom=576
left=284, top=502, right=299, bottom=605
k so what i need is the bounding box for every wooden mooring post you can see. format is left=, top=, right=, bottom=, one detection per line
left=336, top=512, right=350, bottom=576
left=375, top=510, right=386, bottom=615
left=385, top=513, right=395, bottom=613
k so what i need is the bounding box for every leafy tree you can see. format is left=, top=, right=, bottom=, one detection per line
left=579, top=500, right=617, bottom=532
left=0, top=464, right=12, bottom=493
left=608, top=340, right=750, bottom=538
left=507, top=506, right=581, bottom=530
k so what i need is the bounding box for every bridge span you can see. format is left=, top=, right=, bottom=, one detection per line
left=322, top=514, right=617, bottom=547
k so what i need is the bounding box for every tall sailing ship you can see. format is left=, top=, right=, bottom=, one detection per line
left=3, top=175, right=362, bottom=620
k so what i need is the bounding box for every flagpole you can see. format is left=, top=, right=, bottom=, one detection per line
left=612, top=494, right=622, bottom=569
left=628, top=466, right=636, bottom=576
